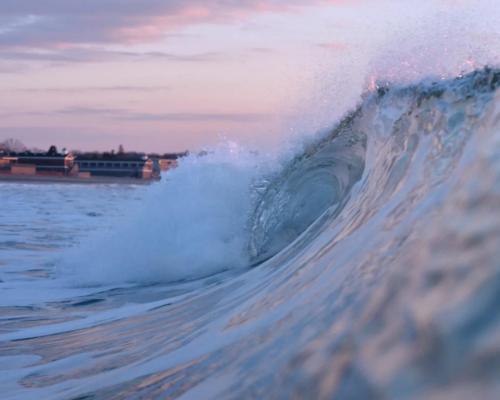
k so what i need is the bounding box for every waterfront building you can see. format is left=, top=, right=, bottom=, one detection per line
left=0, top=147, right=75, bottom=176
left=0, top=145, right=185, bottom=182
left=149, top=152, right=187, bottom=171
left=74, top=153, right=157, bottom=179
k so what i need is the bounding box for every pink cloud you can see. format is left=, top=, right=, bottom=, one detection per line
left=0, top=0, right=349, bottom=48
left=318, top=41, right=349, bottom=51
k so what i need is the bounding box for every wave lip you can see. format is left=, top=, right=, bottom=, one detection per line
left=248, top=67, right=500, bottom=265
left=248, top=111, right=367, bottom=263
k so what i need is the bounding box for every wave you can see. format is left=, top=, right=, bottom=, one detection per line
left=250, top=66, right=500, bottom=261
left=62, top=67, right=500, bottom=287
left=248, top=109, right=367, bottom=263
left=5, top=67, right=500, bottom=399
left=62, top=144, right=268, bottom=284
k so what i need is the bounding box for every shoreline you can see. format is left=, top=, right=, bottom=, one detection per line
left=0, top=174, right=158, bottom=185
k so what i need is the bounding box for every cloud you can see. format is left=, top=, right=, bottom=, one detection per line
left=11, top=86, right=171, bottom=94
left=120, top=112, right=274, bottom=123
left=0, top=47, right=223, bottom=64
left=1, top=106, right=273, bottom=123
left=0, top=62, right=31, bottom=73
left=59, top=106, right=273, bottom=122
left=317, top=41, right=348, bottom=51
left=0, top=1, right=340, bottom=49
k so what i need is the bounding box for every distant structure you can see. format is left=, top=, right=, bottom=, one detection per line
left=0, top=145, right=188, bottom=182
left=74, top=153, right=157, bottom=180
left=0, top=139, right=188, bottom=183
left=148, top=152, right=188, bottom=172
left=0, top=147, right=75, bottom=177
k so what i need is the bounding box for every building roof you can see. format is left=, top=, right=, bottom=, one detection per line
left=74, top=153, right=148, bottom=161
left=148, top=152, right=188, bottom=160
left=3, top=151, right=69, bottom=158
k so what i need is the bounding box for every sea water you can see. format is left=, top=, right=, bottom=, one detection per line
left=1, top=69, right=500, bottom=399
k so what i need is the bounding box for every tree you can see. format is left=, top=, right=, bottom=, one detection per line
left=118, top=144, right=125, bottom=154
left=47, top=145, right=58, bottom=155
left=0, top=138, right=27, bottom=152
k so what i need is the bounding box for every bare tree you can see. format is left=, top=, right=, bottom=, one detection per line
left=0, top=138, right=27, bottom=152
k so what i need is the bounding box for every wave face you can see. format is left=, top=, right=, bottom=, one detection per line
left=1, top=68, right=500, bottom=399
left=248, top=111, right=367, bottom=263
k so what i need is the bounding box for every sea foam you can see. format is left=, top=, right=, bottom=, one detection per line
left=63, top=143, right=272, bottom=285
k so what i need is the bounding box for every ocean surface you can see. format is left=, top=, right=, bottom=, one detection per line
left=1, top=68, right=500, bottom=399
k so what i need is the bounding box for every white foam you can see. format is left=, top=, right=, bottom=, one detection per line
left=62, top=142, right=275, bottom=285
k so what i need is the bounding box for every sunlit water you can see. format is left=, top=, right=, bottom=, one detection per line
left=1, top=69, right=500, bottom=399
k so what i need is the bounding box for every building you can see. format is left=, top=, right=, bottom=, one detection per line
left=0, top=146, right=160, bottom=181
left=0, top=147, right=75, bottom=177
left=149, top=152, right=187, bottom=171
left=74, top=153, right=158, bottom=180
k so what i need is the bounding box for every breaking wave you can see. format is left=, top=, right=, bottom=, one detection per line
left=2, top=67, right=500, bottom=399
left=65, top=67, right=500, bottom=287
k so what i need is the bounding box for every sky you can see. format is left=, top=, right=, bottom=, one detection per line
left=1, top=0, right=499, bottom=153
